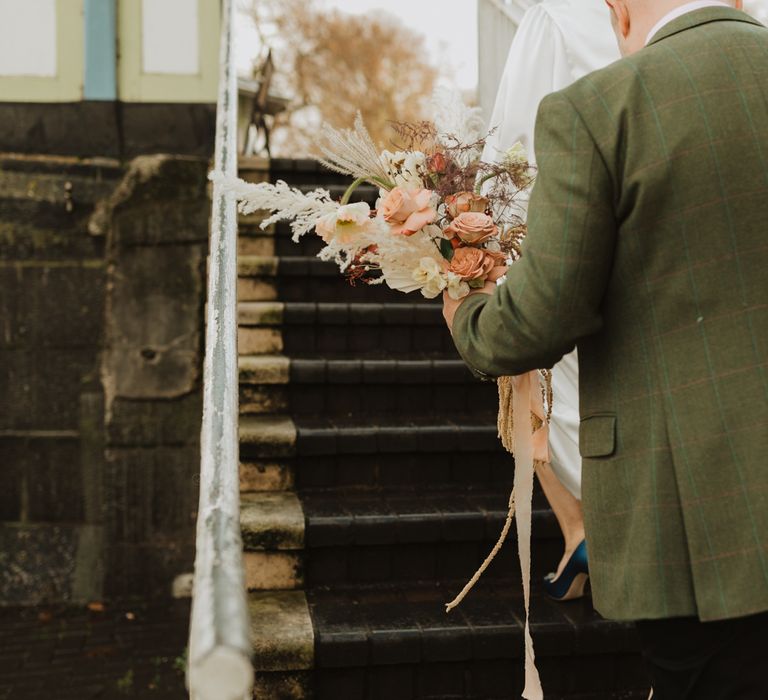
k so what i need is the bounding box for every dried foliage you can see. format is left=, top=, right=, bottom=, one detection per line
left=316, top=114, right=394, bottom=187
left=431, top=87, right=487, bottom=156
left=430, top=137, right=488, bottom=198
left=247, top=0, right=439, bottom=156
left=476, top=159, right=537, bottom=224
left=388, top=120, right=439, bottom=154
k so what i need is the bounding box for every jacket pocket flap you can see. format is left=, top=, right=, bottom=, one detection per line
left=579, top=415, right=616, bottom=458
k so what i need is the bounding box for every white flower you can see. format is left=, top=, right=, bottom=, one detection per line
left=413, top=256, right=448, bottom=298
left=422, top=275, right=448, bottom=299
left=315, top=202, right=372, bottom=243
left=446, top=272, right=470, bottom=300
left=503, top=141, right=528, bottom=168
left=380, top=150, right=427, bottom=191
left=422, top=223, right=447, bottom=241
left=412, top=256, right=443, bottom=284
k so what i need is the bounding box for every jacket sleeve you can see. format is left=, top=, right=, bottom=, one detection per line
left=452, top=91, right=617, bottom=377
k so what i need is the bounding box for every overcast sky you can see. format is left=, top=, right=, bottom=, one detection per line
left=235, top=0, right=479, bottom=91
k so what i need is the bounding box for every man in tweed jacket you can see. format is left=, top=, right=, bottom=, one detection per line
left=445, top=1, right=768, bottom=694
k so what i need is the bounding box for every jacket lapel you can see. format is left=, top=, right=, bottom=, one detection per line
left=647, top=7, right=765, bottom=47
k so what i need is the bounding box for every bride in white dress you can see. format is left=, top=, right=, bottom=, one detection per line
left=482, top=0, right=620, bottom=598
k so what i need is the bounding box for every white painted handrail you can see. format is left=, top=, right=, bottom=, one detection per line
left=187, top=0, right=253, bottom=698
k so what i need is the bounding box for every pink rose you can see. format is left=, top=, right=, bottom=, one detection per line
left=444, top=212, right=498, bottom=245
left=445, top=191, right=489, bottom=219
left=380, top=187, right=437, bottom=236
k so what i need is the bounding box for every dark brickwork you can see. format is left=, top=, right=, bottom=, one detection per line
left=0, top=154, right=209, bottom=604
left=0, top=102, right=216, bottom=159
left=0, top=600, right=189, bottom=699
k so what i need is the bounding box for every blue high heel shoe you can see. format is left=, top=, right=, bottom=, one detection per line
left=543, top=539, right=589, bottom=601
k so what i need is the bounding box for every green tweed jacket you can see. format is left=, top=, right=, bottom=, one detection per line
left=453, top=8, right=768, bottom=622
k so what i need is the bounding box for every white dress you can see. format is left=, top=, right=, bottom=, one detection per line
left=482, top=1, right=620, bottom=499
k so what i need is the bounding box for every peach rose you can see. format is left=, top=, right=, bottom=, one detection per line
left=448, top=246, right=497, bottom=282
left=444, top=211, right=498, bottom=245
left=484, top=249, right=508, bottom=267
left=445, top=191, right=489, bottom=219
left=379, top=187, right=437, bottom=236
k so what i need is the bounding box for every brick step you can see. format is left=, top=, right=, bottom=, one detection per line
left=266, top=159, right=384, bottom=189
left=272, top=222, right=325, bottom=258
left=298, top=490, right=559, bottom=587
left=293, top=448, right=514, bottom=492
left=309, top=583, right=645, bottom=700
left=238, top=355, right=496, bottom=416
left=238, top=219, right=372, bottom=259
left=236, top=222, right=322, bottom=258
left=240, top=448, right=515, bottom=496
left=293, top=182, right=378, bottom=205
left=237, top=301, right=457, bottom=357
left=238, top=484, right=557, bottom=591
left=241, top=449, right=515, bottom=497
left=248, top=585, right=647, bottom=700
left=237, top=255, right=419, bottom=303
left=239, top=414, right=504, bottom=461
left=268, top=158, right=363, bottom=187
left=239, top=413, right=517, bottom=495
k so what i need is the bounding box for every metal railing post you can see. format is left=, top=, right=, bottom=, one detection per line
left=187, top=0, right=253, bottom=698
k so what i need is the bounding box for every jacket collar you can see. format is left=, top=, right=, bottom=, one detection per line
left=647, top=6, right=764, bottom=47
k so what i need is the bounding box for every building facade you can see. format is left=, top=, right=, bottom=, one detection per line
left=0, top=0, right=220, bottom=157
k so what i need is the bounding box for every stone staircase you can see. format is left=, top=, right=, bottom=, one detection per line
left=237, top=158, right=648, bottom=700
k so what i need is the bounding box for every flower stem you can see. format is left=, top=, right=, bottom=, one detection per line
left=474, top=173, right=497, bottom=195
left=340, top=176, right=395, bottom=206
left=340, top=177, right=369, bottom=206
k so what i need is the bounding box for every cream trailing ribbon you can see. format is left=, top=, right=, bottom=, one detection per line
left=446, top=369, right=551, bottom=700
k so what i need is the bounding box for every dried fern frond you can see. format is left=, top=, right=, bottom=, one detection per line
left=499, top=223, right=528, bottom=262
left=316, top=113, right=394, bottom=188
left=210, top=172, right=337, bottom=241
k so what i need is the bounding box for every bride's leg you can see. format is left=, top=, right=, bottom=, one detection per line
left=535, top=462, right=585, bottom=578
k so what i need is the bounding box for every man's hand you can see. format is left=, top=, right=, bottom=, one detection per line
left=442, top=266, right=507, bottom=331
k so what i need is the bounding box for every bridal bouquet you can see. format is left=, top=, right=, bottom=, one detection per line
left=212, top=90, right=534, bottom=304
left=213, top=90, right=548, bottom=699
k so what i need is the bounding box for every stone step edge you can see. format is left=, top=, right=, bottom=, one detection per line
left=249, top=590, right=314, bottom=674
left=240, top=415, right=297, bottom=458
left=240, top=460, right=294, bottom=493
left=241, top=491, right=304, bottom=551
left=241, top=491, right=304, bottom=592
left=239, top=355, right=290, bottom=384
